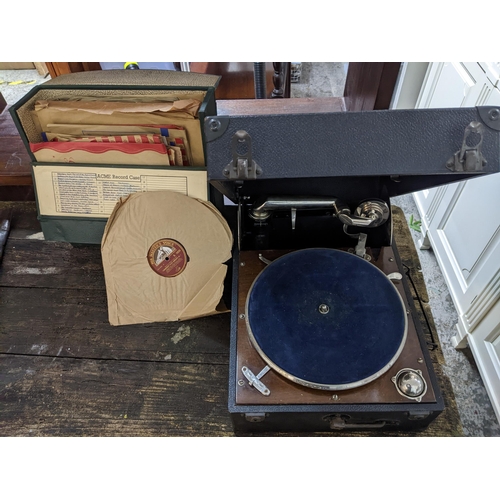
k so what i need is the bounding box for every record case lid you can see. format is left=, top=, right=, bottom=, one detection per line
left=40, top=70, right=221, bottom=90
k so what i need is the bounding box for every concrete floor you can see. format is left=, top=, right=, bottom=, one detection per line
left=2, top=64, right=499, bottom=436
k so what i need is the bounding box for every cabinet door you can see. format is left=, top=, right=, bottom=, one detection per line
left=485, top=85, right=500, bottom=105
left=424, top=174, right=500, bottom=320
left=462, top=295, right=500, bottom=419
left=479, top=62, right=500, bottom=88
left=416, top=62, right=491, bottom=108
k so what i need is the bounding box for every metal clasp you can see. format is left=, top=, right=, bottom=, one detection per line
left=223, top=131, right=262, bottom=180
left=446, top=121, right=487, bottom=172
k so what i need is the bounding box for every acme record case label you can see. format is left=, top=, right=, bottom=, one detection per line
left=33, top=163, right=208, bottom=218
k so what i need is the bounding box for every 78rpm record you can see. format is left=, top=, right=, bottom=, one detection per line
left=101, top=191, right=233, bottom=325
left=245, top=248, right=408, bottom=390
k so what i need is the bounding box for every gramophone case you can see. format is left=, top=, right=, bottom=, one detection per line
left=204, top=106, right=500, bottom=433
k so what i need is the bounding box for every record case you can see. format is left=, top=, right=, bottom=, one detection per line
left=9, top=70, right=220, bottom=244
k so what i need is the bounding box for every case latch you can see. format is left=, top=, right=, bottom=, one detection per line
left=446, top=121, right=487, bottom=172
left=223, top=130, right=262, bottom=180
left=324, top=414, right=392, bottom=430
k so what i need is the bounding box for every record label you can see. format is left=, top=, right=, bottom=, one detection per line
left=147, top=238, right=188, bottom=277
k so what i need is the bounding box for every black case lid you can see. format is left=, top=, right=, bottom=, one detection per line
left=205, top=106, right=500, bottom=200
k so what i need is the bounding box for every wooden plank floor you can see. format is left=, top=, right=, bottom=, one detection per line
left=0, top=202, right=462, bottom=436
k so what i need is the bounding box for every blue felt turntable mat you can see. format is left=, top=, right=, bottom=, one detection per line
left=246, top=248, right=407, bottom=388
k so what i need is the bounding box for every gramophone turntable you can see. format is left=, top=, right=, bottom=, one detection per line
left=204, top=106, right=500, bottom=432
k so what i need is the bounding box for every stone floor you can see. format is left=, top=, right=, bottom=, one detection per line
left=291, top=62, right=348, bottom=98
left=0, top=69, right=50, bottom=105
left=2, top=64, right=499, bottom=436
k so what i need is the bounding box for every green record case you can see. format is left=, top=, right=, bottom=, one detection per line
left=9, top=70, right=220, bottom=244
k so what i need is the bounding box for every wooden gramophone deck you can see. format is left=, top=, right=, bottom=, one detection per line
left=235, top=247, right=437, bottom=406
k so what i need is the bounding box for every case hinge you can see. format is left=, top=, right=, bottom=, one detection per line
left=223, top=130, right=262, bottom=180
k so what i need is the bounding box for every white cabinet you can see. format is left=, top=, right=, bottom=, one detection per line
left=416, top=62, right=492, bottom=108
left=479, top=62, right=500, bottom=88
left=408, top=62, right=500, bottom=421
